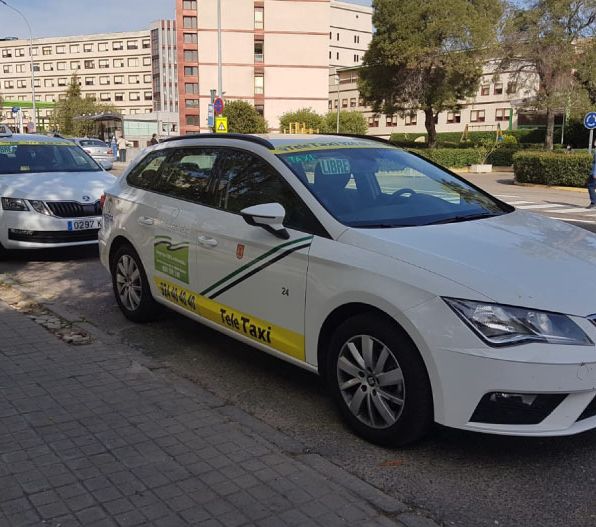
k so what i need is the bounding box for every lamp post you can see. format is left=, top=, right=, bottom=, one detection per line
left=0, top=0, right=36, bottom=132
left=217, top=0, right=222, bottom=97
left=335, top=72, right=340, bottom=133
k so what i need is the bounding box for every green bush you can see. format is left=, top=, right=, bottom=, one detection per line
left=408, top=148, right=483, bottom=167
left=513, top=151, right=593, bottom=187
left=390, top=128, right=562, bottom=147
left=486, top=147, right=519, bottom=166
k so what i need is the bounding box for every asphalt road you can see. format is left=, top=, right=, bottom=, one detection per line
left=1, top=173, right=595, bottom=527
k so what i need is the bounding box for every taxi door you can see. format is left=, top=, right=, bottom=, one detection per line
left=191, top=148, right=321, bottom=363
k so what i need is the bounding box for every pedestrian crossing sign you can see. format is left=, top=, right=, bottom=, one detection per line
left=215, top=117, right=228, bottom=134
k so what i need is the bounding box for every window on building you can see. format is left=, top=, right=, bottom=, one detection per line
left=17, top=80, right=26, bottom=89
left=386, top=115, right=398, bottom=127
left=185, top=83, right=199, bottom=94
left=42, top=46, right=52, bottom=55
left=144, top=74, right=151, bottom=83
left=183, top=33, right=198, bottom=44
left=128, top=57, right=139, bottom=67
left=129, top=75, right=140, bottom=84
left=98, top=42, right=108, bottom=52
left=144, top=91, right=152, bottom=101
left=329, top=51, right=331, bottom=60
left=354, top=54, right=359, bottom=62
left=185, top=115, right=200, bottom=126
left=16, top=64, right=25, bottom=73
left=506, top=81, right=517, bottom=94
left=333, top=99, right=338, bottom=109
left=183, top=0, right=197, bottom=8
left=446, top=111, right=461, bottom=124
left=354, top=35, right=360, bottom=44
left=58, top=78, right=67, bottom=86
left=129, top=92, right=140, bottom=101
left=341, top=99, right=348, bottom=108
left=15, top=48, right=25, bottom=57
left=254, top=7, right=264, bottom=29
left=3, top=80, right=13, bottom=89
left=32, top=63, right=40, bottom=72
left=470, top=109, right=485, bottom=122
left=185, top=99, right=199, bottom=107
left=44, top=79, right=54, bottom=88
left=328, top=100, right=333, bottom=110
left=254, top=74, right=264, bottom=95
left=114, top=58, right=124, bottom=68
left=55, top=45, right=65, bottom=54
left=99, top=76, right=110, bottom=85
left=126, top=40, right=138, bottom=50
left=1, top=49, right=12, bottom=58
left=142, top=39, right=150, bottom=49
left=184, top=66, right=198, bottom=76
left=2, top=65, right=11, bottom=73
left=254, top=41, right=264, bottom=63
left=495, top=108, right=510, bottom=122
left=86, top=93, right=96, bottom=100
left=83, top=43, right=93, bottom=52
left=480, top=84, right=489, bottom=96
left=98, top=59, right=108, bottom=69
left=85, top=77, right=95, bottom=86
left=33, top=79, right=40, bottom=88
left=69, top=44, right=79, bottom=53
left=494, top=82, right=503, bottom=95
left=336, top=52, right=339, bottom=60
left=367, top=115, right=379, bottom=127
left=31, top=47, right=38, bottom=56
left=405, top=112, right=417, bottom=126
left=183, top=16, right=197, bottom=29
left=337, top=33, right=340, bottom=41
left=43, top=63, right=54, bottom=71
left=183, top=50, right=198, bottom=62
left=100, top=93, right=111, bottom=101
left=255, top=104, right=264, bottom=116
left=115, top=93, right=124, bottom=102
left=58, top=93, right=67, bottom=101
left=350, top=98, right=357, bottom=108
left=45, top=95, right=55, bottom=102
left=70, top=61, right=80, bottom=70
left=114, top=75, right=124, bottom=84
left=84, top=60, right=95, bottom=69
left=56, top=62, right=66, bottom=71
left=113, top=41, right=123, bottom=51
left=142, top=56, right=151, bottom=66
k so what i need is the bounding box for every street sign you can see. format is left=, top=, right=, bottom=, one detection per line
left=215, top=116, right=228, bottom=134
left=11, top=106, right=20, bottom=114
left=584, top=112, right=596, bottom=130
left=207, top=103, right=215, bottom=128
left=213, top=97, right=224, bottom=115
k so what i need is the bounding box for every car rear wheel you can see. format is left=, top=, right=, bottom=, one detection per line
left=111, top=244, right=161, bottom=322
left=326, top=313, right=433, bottom=446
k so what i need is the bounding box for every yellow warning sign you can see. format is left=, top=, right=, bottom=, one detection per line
left=215, top=117, right=228, bottom=134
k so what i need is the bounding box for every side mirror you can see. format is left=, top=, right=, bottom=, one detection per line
left=240, top=203, right=290, bottom=240
left=99, top=159, right=113, bottom=170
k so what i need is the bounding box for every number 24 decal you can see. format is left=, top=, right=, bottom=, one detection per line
left=281, top=287, right=290, bottom=296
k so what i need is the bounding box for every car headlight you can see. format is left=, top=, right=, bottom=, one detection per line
left=28, top=200, right=52, bottom=215
left=1, top=197, right=29, bottom=211
left=444, top=298, right=592, bottom=347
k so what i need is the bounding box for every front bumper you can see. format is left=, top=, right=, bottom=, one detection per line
left=406, top=297, right=596, bottom=436
left=1, top=211, right=101, bottom=249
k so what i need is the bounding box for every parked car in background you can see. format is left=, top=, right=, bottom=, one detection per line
left=72, top=137, right=114, bottom=170
left=0, top=129, right=115, bottom=250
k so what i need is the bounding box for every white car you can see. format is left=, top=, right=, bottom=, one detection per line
left=99, top=133, right=596, bottom=446
left=0, top=128, right=114, bottom=250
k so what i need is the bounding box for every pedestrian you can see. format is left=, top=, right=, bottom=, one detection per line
left=150, top=133, right=158, bottom=146
left=110, top=136, right=118, bottom=161
left=587, top=141, right=596, bottom=209
left=117, top=135, right=127, bottom=163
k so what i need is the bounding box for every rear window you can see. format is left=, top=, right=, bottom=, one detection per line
left=78, top=139, right=107, bottom=148
left=0, top=142, right=101, bottom=174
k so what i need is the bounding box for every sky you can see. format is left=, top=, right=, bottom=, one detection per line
left=0, top=0, right=372, bottom=39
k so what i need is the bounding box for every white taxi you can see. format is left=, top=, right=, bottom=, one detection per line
left=0, top=127, right=114, bottom=250
left=99, top=134, right=596, bottom=446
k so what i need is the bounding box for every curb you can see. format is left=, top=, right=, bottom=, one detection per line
left=513, top=181, right=587, bottom=193
left=0, top=277, right=443, bottom=527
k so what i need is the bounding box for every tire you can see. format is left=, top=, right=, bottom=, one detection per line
left=326, top=313, right=433, bottom=447
left=110, top=243, right=161, bottom=323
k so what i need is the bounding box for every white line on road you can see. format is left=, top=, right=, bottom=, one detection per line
left=515, top=204, right=566, bottom=210
left=507, top=200, right=534, bottom=205
left=542, top=207, right=590, bottom=214
left=495, top=194, right=521, bottom=199
left=550, top=217, right=596, bottom=224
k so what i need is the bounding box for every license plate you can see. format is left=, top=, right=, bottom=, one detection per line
left=67, top=219, right=101, bottom=231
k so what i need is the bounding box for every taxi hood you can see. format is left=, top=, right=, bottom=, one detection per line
left=0, top=171, right=115, bottom=202
left=339, top=210, right=596, bottom=316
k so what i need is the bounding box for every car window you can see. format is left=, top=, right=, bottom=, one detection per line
left=79, top=139, right=107, bottom=148
left=158, top=148, right=219, bottom=205
left=279, top=147, right=510, bottom=228
left=0, top=142, right=101, bottom=174
left=214, top=148, right=325, bottom=235
left=126, top=151, right=169, bottom=190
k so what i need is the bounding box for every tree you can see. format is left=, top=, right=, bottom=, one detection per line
left=279, top=108, right=324, bottom=133
left=575, top=39, right=596, bottom=105
left=50, top=73, right=116, bottom=136
left=358, top=0, right=502, bottom=147
left=500, top=0, right=596, bottom=150
left=222, top=100, right=268, bottom=133
left=321, top=111, right=368, bottom=134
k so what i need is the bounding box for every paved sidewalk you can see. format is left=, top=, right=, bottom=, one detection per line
left=0, top=301, right=435, bottom=527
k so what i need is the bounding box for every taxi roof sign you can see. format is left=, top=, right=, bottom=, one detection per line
left=215, top=116, right=228, bottom=134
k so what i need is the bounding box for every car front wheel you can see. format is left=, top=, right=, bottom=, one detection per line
left=111, top=244, right=161, bottom=322
left=327, top=313, right=433, bottom=446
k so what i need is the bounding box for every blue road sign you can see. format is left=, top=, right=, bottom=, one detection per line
left=11, top=107, right=20, bottom=114
left=213, top=97, right=224, bottom=115
left=207, top=103, right=215, bottom=128
left=584, top=112, right=596, bottom=130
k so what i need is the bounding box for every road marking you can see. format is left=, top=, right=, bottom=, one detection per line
left=542, top=207, right=590, bottom=214
left=507, top=200, right=534, bottom=205
left=495, top=194, right=520, bottom=198
left=515, top=204, right=566, bottom=210
left=550, top=217, right=596, bottom=224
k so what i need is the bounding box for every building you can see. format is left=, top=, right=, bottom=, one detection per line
left=176, top=0, right=373, bottom=134
left=0, top=24, right=179, bottom=135
left=329, top=62, right=540, bottom=138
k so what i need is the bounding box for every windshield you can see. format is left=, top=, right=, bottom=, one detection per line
left=78, top=139, right=107, bottom=148
left=0, top=142, right=101, bottom=174
left=278, top=147, right=511, bottom=228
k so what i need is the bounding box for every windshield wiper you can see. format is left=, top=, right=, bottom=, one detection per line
left=423, top=212, right=500, bottom=226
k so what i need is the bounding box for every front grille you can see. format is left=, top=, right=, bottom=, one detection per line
left=470, top=392, right=567, bottom=425
left=46, top=201, right=101, bottom=218
left=8, top=229, right=99, bottom=244
left=577, top=395, right=596, bottom=421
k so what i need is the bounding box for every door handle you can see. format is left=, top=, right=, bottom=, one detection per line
left=197, top=235, right=218, bottom=247
left=137, top=216, right=155, bottom=226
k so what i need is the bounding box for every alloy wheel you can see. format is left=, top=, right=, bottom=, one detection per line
left=115, top=254, right=142, bottom=312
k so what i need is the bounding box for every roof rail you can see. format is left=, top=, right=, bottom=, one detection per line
left=160, top=133, right=275, bottom=150
left=325, top=133, right=394, bottom=145
left=0, top=124, right=13, bottom=137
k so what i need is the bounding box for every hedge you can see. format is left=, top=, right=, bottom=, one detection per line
left=390, top=128, right=562, bottom=147
left=409, top=148, right=483, bottom=168
left=513, top=151, right=593, bottom=187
